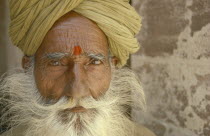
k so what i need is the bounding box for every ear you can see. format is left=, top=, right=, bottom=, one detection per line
left=22, top=55, right=32, bottom=70
left=111, top=56, right=119, bottom=66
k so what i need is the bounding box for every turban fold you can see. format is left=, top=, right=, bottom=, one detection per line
left=9, top=0, right=141, bottom=67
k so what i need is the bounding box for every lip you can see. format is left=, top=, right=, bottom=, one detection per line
left=69, top=106, right=87, bottom=113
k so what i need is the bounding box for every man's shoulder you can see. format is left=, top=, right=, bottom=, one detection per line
left=0, top=126, right=25, bottom=136
left=134, top=123, right=156, bottom=136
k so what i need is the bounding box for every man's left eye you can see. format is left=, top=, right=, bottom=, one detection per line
left=90, top=59, right=102, bottom=65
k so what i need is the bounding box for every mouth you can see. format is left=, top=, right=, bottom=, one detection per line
left=58, top=106, right=96, bottom=124
left=66, top=106, right=87, bottom=113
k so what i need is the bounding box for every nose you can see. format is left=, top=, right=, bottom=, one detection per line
left=64, top=62, right=91, bottom=99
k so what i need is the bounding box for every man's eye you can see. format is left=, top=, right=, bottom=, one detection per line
left=90, top=59, right=102, bottom=65
left=49, top=60, right=61, bottom=66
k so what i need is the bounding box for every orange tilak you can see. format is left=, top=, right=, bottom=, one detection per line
left=73, top=46, right=82, bottom=56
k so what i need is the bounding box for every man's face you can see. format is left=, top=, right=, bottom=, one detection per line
left=1, top=10, right=145, bottom=136
left=34, top=12, right=111, bottom=104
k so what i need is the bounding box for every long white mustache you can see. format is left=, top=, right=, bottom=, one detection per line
left=0, top=67, right=145, bottom=136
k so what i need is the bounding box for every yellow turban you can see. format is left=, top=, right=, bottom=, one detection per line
left=9, top=0, right=141, bottom=67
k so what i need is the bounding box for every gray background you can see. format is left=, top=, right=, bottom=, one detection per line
left=0, top=0, right=210, bottom=136
left=132, top=0, right=210, bottom=136
left=0, top=0, right=22, bottom=76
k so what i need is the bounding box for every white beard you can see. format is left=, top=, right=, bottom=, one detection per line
left=0, top=67, right=145, bottom=136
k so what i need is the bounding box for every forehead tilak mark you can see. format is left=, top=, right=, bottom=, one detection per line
left=73, top=45, right=82, bottom=56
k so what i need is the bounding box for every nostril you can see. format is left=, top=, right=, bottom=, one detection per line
left=72, top=83, right=90, bottom=99
left=63, top=77, right=90, bottom=99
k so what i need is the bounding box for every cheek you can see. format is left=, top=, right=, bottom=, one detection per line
left=34, top=67, right=67, bottom=99
left=87, top=66, right=111, bottom=96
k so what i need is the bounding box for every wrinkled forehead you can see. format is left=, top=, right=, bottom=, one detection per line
left=36, top=11, right=109, bottom=57
left=52, top=11, right=99, bottom=31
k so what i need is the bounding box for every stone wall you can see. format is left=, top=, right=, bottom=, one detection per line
left=132, top=0, right=210, bottom=136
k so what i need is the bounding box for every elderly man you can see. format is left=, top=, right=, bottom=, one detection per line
left=0, top=0, right=156, bottom=136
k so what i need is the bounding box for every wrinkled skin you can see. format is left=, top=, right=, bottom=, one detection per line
left=23, top=12, right=116, bottom=102
left=15, top=12, right=156, bottom=136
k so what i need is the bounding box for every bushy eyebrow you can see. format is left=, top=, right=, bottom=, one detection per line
left=43, top=52, right=106, bottom=61
left=87, top=53, right=106, bottom=60
left=43, top=52, right=69, bottom=60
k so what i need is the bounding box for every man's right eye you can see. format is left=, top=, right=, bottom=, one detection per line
left=49, top=60, right=61, bottom=66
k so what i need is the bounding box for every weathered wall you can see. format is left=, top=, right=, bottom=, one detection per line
left=0, top=0, right=22, bottom=74
left=132, top=0, right=210, bottom=136
left=0, top=0, right=8, bottom=75
left=0, top=0, right=22, bottom=133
